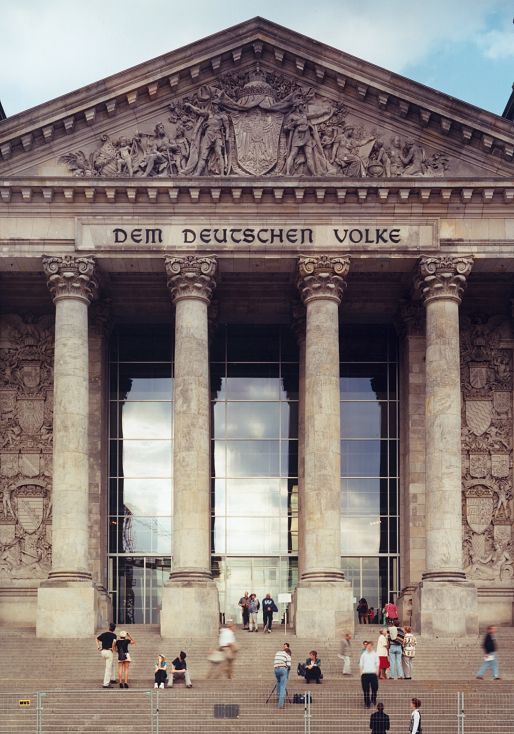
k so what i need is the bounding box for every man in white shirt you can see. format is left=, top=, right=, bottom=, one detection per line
left=217, top=620, right=238, bottom=680
left=359, top=640, right=379, bottom=708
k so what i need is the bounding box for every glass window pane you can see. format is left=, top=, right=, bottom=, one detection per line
left=341, top=440, right=389, bottom=477
left=116, top=557, right=145, bottom=624
left=340, top=363, right=388, bottom=400
left=226, top=364, right=280, bottom=400
left=340, top=401, right=387, bottom=439
left=361, top=557, right=381, bottom=611
left=212, top=441, right=226, bottom=477
left=121, top=440, right=172, bottom=477
left=227, top=326, right=280, bottom=362
left=120, top=478, right=172, bottom=516
left=341, top=478, right=382, bottom=516
left=226, top=517, right=286, bottom=554
left=225, top=477, right=283, bottom=515
left=211, top=478, right=225, bottom=515
left=213, top=401, right=226, bottom=438
left=281, top=402, right=298, bottom=439
left=121, top=402, right=172, bottom=439
left=117, top=326, right=172, bottom=362
left=226, top=402, right=280, bottom=439
left=280, top=364, right=299, bottom=399
left=281, top=440, right=298, bottom=477
left=341, top=515, right=381, bottom=554
left=226, top=440, right=280, bottom=476
left=116, top=364, right=172, bottom=400
left=211, top=364, right=226, bottom=400
left=116, top=516, right=172, bottom=554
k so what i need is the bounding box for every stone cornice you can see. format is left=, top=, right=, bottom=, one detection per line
left=1, top=18, right=514, bottom=169
left=415, top=255, right=474, bottom=305
left=297, top=255, right=350, bottom=304
left=2, top=177, right=514, bottom=207
left=164, top=254, right=217, bottom=304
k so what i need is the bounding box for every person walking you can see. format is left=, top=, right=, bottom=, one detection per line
left=218, top=619, right=238, bottom=680
left=238, top=591, right=250, bottom=630
left=115, top=630, right=134, bottom=689
left=357, top=598, right=369, bottom=624
left=403, top=626, right=417, bottom=680
left=262, top=593, right=278, bottom=633
left=338, top=632, right=352, bottom=675
left=248, top=593, right=260, bottom=632
left=273, top=645, right=290, bottom=708
left=370, top=702, right=390, bottom=733
left=476, top=625, right=500, bottom=680
left=387, top=622, right=403, bottom=679
left=359, top=640, right=379, bottom=708
left=170, top=651, right=193, bottom=688
left=96, top=622, right=117, bottom=688
left=376, top=628, right=389, bottom=680
left=409, top=698, right=422, bottom=733
left=154, top=654, right=168, bottom=689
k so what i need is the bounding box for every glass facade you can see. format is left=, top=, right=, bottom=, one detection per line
left=108, top=323, right=399, bottom=623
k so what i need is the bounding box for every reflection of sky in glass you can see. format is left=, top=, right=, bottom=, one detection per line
left=121, top=402, right=172, bottom=439
left=341, top=440, right=388, bottom=476
left=225, top=402, right=280, bottom=439
left=122, top=440, right=172, bottom=477
left=340, top=364, right=388, bottom=400
left=122, top=478, right=172, bottom=516
left=225, top=441, right=281, bottom=476
left=119, top=516, right=172, bottom=554
left=341, top=516, right=381, bottom=555
left=225, top=477, right=284, bottom=515
left=213, top=517, right=288, bottom=554
left=226, top=377, right=279, bottom=400
left=340, top=401, right=385, bottom=439
left=341, top=478, right=381, bottom=515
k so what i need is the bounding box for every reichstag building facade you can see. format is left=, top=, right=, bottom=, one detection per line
left=0, top=18, right=513, bottom=638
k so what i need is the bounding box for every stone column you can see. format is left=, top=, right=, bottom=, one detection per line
left=412, top=255, right=478, bottom=637
left=294, top=255, right=354, bottom=638
left=37, top=255, right=101, bottom=638
left=160, top=255, right=219, bottom=638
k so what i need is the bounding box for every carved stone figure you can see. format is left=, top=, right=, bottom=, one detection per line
left=181, top=99, right=230, bottom=176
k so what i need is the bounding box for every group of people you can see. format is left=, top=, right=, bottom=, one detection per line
left=96, top=623, right=192, bottom=689
left=357, top=598, right=400, bottom=626
left=238, top=591, right=278, bottom=632
left=339, top=622, right=416, bottom=682
left=368, top=699, right=423, bottom=734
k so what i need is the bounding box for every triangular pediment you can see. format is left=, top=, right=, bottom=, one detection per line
left=1, top=17, right=513, bottom=180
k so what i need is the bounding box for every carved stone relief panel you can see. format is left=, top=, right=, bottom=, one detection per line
left=461, top=315, right=513, bottom=583
left=0, top=314, right=53, bottom=580
left=59, top=66, right=456, bottom=179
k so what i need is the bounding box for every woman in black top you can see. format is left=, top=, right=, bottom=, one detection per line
left=370, top=702, right=390, bottom=733
left=115, top=631, right=135, bottom=688
left=357, top=598, right=369, bottom=624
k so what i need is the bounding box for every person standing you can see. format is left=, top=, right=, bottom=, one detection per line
left=283, top=643, right=292, bottom=678
left=96, top=622, right=117, bottom=688
left=376, top=628, right=389, bottom=680
left=248, top=593, right=259, bottom=632
left=170, top=651, right=193, bottom=688
left=370, top=702, right=390, bottom=733
left=409, top=698, right=422, bottom=733
left=403, top=626, right=417, bottom=680
left=238, top=591, right=250, bottom=630
left=476, top=625, right=500, bottom=680
left=357, top=598, right=369, bottom=624
left=359, top=641, right=379, bottom=708
left=273, top=646, right=290, bottom=708
left=387, top=622, right=403, bottom=680
left=115, top=631, right=134, bottom=689
left=338, top=632, right=352, bottom=675
left=262, top=593, right=278, bottom=633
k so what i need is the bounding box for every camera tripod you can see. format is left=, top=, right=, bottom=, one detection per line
left=265, top=681, right=292, bottom=705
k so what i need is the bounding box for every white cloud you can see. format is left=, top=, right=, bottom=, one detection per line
left=0, top=0, right=507, bottom=115
left=479, top=29, right=514, bottom=60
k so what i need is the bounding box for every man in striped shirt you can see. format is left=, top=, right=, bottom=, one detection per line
left=273, top=645, right=291, bottom=708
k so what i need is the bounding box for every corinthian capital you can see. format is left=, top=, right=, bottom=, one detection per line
left=42, top=255, right=98, bottom=304
left=297, top=255, right=350, bottom=304
left=165, top=255, right=217, bottom=304
left=415, top=255, right=473, bottom=305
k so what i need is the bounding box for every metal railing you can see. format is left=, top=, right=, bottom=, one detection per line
left=0, top=689, right=512, bottom=733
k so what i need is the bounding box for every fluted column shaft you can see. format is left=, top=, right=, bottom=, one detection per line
left=297, top=255, right=350, bottom=582
left=42, top=255, right=98, bottom=581
left=416, top=255, right=473, bottom=581
left=165, top=256, right=216, bottom=580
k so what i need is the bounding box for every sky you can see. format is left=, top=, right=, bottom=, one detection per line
left=1, top=0, right=513, bottom=118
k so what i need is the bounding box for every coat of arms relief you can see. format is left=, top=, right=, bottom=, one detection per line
left=0, top=314, right=53, bottom=580
left=60, top=67, right=451, bottom=179
left=461, top=315, right=514, bottom=582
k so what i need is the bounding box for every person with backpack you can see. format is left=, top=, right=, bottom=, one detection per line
left=262, top=593, right=278, bottom=633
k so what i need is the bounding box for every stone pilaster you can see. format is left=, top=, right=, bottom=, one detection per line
left=291, top=303, right=306, bottom=589
left=37, top=255, right=104, bottom=637
left=294, top=255, right=354, bottom=638
left=160, top=255, right=219, bottom=638
left=412, top=255, right=479, bottom=637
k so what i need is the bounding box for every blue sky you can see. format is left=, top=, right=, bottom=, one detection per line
left=1, top=0, right=513, bottom=118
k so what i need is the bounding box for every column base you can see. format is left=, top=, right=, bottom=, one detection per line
left=412, top=578, right=478, bottom=637
left=161, top=579, right=219, bottom=638
left=36, top=581, right=110, bottom=638
left=294, top=580, right=354, bottom=638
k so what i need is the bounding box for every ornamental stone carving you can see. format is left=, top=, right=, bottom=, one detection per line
left=415, top=255, right=474, bottom=304
left=42, top=256, right=99, bottom=304
left=59, top=66, right=455, bottom=179
left=164, top=255, right=217, bottom=303
left=0, top=314, right=53, bottom=580
left=461, top=314, right=513, bottom=583
left=297, top=255, right=350, bottom=304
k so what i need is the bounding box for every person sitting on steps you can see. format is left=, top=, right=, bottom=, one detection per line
left=154, top=654, right=168, bottom=689
left=304, top=650, right=322, bottom=684
left=170, top=651, right=193, bottom=688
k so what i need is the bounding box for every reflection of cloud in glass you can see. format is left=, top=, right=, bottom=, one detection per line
left=341, top=478, right=381, bottom=515
left=122, top=440, right=172, bottom=477
left=121, top=516, right=172, bottom=554
left=122, top=402, right=172, bottom=439
left=226, top=477, right=283, bottom=514
left=226, top=441, right=280, bottom=477
left=225, top=403, right=280, bottom=439
left=341, top=516, right=381, bottom=555
left=122, top=478, right=172, bottom=516
left=226, top=378, right=279, bottom=400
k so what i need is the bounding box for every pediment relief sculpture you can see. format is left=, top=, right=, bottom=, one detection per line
left=59, top=67, right=453, bottom=179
